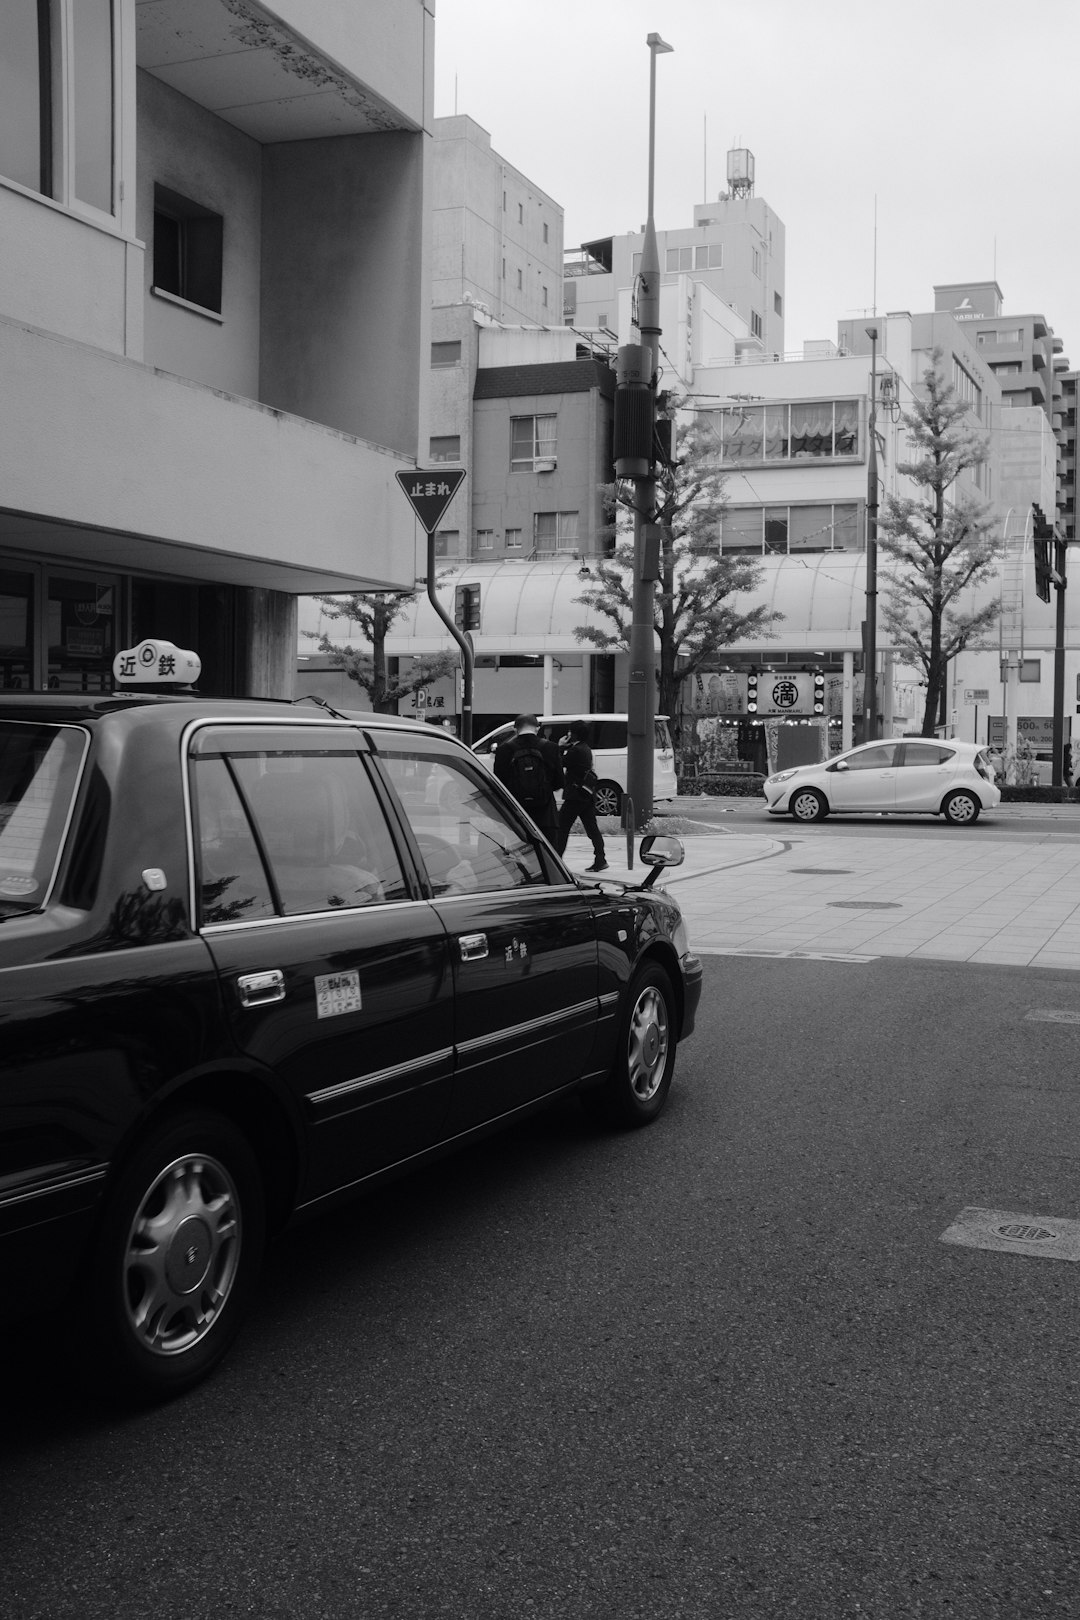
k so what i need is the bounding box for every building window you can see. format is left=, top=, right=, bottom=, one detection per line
left=510, top=414, right=557, bottom=471
left=429, top=436, right=461, bottom=464
left=1019, top=659, right=1041, bottom=683
left=720, top=502, right=861, bottom=554
left=2, top=0, right=116, bottom=216
left=153, top=184, right=224, bottom=314
left=752, top=247, right=761, bottom=277
left=476, top=529, right=495, bottom=551
left=774, top=292, right=783, bottom=316
left=517, top=269, right=523, bottom=290
left=632, top=253, right=642, bottom=277
left=543, top=222, right=549, bottom=244
left=992, top=362, right=1022, bottom=376
left=431, top=341, right=462, bottom=367
left=434, top=530, right=460, bottom=558
left=695, top=246, right=709, bottom=269
left=505, top=528, right=523, bottom=550
left=542, top=286, right=548, bottom=308
left=704, top=400, right=860, bottom=465
left=518, top=202, right=523, bottom=224
left=750, top=311, right=763, bottom=339
left=952, top=359, right=983, bottom=418
left=665, top=247, right=693, bottom=272
left=534, top=512, right=579, bottom=552
left=708, top=244, right=723, bottom=268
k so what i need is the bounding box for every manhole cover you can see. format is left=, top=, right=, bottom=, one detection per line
left=828, top=900, right=902, bottom=910
left=791, top=868, right=853, bottom=875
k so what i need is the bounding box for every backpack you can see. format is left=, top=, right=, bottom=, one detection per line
left=508, top=738, right=551, bottom=809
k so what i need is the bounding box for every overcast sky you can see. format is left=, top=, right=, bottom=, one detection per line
left=433, top=0, right=1079, bottom=366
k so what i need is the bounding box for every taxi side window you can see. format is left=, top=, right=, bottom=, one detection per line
left=193, top=756, right=276, bottom=926
left=381, top=751, right=547, bottom=897
left=231, top=751, right=408, bottom=915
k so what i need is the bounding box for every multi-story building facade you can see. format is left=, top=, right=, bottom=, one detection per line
left=1, top=0, right=433, bottom=696
left=564, top=148, right=786, bottom=361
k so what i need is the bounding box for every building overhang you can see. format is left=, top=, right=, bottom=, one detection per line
left=136, top=0, right=412, bottom=143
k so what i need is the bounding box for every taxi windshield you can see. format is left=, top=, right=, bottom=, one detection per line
left=0, top=723, right=87, bottom=915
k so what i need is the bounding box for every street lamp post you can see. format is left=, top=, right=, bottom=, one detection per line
left=624, top=31, right=673, bottom=832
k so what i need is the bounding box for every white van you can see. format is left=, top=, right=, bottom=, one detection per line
left=473, top=714, right=677, bottom=817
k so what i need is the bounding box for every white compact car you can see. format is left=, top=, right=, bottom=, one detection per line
left=763, top=738, right=1001, bottom=824
left=473, top=714, right=677, bottom=818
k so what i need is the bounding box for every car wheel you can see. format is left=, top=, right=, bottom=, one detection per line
left=790, top=787, right=828, bottom=822
left=81, top=1111, right=265, bottom=1402
left=942, top=790, right=980, bottom=825
left=593, top=781, right=622, bottom=818
left=582, top=963, right=677, bottom=1129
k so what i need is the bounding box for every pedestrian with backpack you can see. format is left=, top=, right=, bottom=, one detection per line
left=493, top=713, right=563, bottom=840
left=554, top=719, right=607, bottom=871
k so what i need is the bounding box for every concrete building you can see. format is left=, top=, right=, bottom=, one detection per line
left=1, top=0, right=433, bottom=696
left=564, top=147, right=786, bottom=362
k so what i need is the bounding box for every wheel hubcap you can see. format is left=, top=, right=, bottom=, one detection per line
left=627, top=986, right=669, bottom=1102
left=123, top=1154, right=241, bottom=1357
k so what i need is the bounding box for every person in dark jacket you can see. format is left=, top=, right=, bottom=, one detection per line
left=555, top=720, right=607, bottom=871
left=493, top=713, right=563, bottom=840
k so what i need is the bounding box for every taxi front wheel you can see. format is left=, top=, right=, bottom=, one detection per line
left=582, top=963, right=677, bottom=1129
left=80, top=1111, right=266, bottom=1403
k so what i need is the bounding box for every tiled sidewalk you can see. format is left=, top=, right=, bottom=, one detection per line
left=561, top=818, right=1080, bottom=971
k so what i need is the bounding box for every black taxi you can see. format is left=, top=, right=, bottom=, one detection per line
left=0, top=643, right=701, bottom=1400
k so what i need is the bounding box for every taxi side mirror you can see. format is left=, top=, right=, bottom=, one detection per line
left=829, top=760, right=849, bottom=772
left=638, top=833, right=684, bottom=889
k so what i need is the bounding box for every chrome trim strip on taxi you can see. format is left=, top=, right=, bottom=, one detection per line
left=309, top=1047, right=455, bottom=1106
left=457, top=999, right=596, bottom=1056
left=599, top=991, right=620, bottom=1010
left=0, top=1164, right=108, bottom=1210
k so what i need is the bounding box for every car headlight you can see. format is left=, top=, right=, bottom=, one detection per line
left=766, top=769, right=801, bottom=785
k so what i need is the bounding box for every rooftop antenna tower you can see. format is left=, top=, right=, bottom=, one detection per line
left=726, top=146, right=754, bottom=199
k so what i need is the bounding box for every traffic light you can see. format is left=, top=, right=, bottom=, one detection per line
left=746, top=671, right=758, bottom=714
left=813, top=672, right=825, bottom=714
left=1033, top=504, right=1054, bottom=604
left=454, top=584, right=481, bottom=631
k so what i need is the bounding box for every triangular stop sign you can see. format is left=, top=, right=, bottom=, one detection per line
left=395, top=467, right=466, bottom=535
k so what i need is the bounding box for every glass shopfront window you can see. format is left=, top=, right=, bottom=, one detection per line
left=47, top=574, right=118, bottom=693
left=0, top=571, right=35, bottom=691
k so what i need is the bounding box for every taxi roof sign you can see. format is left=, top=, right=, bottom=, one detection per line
left=114, top=640, right=201, bottom=687
left=395, top=467, right=466, bottom=535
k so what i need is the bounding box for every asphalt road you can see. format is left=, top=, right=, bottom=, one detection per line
left=673, top=796, right=1080, bottom=845
left=3, top=955, right=1080, bottom=1619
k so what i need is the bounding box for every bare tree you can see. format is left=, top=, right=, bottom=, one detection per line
left=307, top=592, right=457, bottom=714
left=573, top=409, right=780, bottom=718
left=878, top=353, right=1000, bottom=736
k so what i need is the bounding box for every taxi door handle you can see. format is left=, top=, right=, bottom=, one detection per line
left=237, top=969, right=286, bottom=1007
left=458, top=933, right=488, bottom=961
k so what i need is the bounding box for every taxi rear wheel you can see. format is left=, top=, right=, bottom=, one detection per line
left=81, top=1111, right=265, bottom=1402
left=582, top=963, right=677, bottom=1129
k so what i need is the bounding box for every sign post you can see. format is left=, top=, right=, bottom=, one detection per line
left=394, top=468, right=474, bottom=743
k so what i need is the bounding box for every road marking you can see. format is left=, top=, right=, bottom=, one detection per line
left=940, top=1205, right=1080, bottom=1262
left=1025, top=1009, right=1080, bottom=1024
left=696, top=947, right=878, bottom=963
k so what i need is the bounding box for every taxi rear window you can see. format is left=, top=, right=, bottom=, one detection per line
left=0, top=723, right=87, bottom=913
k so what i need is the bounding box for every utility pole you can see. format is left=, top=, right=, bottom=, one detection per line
left=863, top=326, right=879, bottom=741
left=1033, top=503, right=1067, bottom=786
left=620, top=31, right=672, bottom=833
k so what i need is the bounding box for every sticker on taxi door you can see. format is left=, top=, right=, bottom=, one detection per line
left=315, top=971, right=362, bottom=1018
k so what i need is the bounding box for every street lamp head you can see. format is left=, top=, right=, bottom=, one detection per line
left=647, top=32, right=674, bottom=53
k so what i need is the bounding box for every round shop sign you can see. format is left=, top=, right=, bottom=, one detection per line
left=771, top=678, right=800, bottom=710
